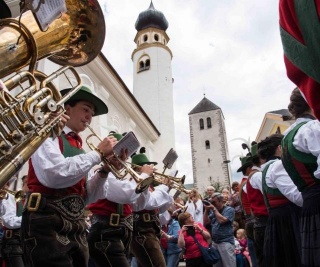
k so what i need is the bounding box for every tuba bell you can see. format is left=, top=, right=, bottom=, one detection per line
left=0, top=0, right=106, bottom=189
left=0, top=0, right=106, bottom=78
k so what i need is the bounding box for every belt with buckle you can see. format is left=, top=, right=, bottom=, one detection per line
left=91, top=214, right=133, bottom=230
left=4, top=229, right=20, bottom=239
left=133, top=212, right=158, bottom=223
left=26, top=193, right=85, bottom=220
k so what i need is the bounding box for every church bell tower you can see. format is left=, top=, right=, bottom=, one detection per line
left=132, top=2, right=175, bottom=159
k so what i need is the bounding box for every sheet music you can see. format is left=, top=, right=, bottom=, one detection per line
left=113, top=131, right=140, bottom=157
left=162, top=148, right=178, bottom=169
left=26, top=0, right=67, bottom=31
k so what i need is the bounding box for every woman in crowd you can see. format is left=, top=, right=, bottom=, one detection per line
left=177, top=212, right=211, bottom=267
left=221, top=188, right=231, bottom=206
left=281, top=88, right=319, bottom=267
left=185, top=188, right=204, bottom=224
left=161, top=209, right=182, bottom=267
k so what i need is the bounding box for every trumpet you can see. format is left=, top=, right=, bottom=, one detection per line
left=130, top=163, right=191, bottom=193
left=0, top=189, right=25, bottom=202
left=85, top=124, right=153, bottom=193
left=173, top=202, right=188, bottom=213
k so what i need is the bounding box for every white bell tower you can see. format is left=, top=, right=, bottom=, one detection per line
left=132, top=2, right=175, bottom=161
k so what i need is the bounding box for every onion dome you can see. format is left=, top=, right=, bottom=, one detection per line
left=135, top=1, right=168, bottom=31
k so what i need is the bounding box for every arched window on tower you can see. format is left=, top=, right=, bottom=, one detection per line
left=139, top=61, right=145, bottom=71
left=145, top=59, right=150, bottom=69
left=207, top=117, right=212, bottom=128
left=205, top=140, right=210, bottom=149
left=138, top=55, right=151, bottom=73
left=143, top=34, right=148, bottom=42
left=200, top=119, right=204, bottom=130
left=154, top=34, right=159, bottom=42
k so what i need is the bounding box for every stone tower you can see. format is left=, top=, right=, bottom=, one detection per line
left=188, top=96, right=231, bottom=193
left=132, top=2, right=175, bottom=160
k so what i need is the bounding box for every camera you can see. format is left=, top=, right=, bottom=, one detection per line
left=203, top=200, right=211, bottom=206
left=186, top=225, right=195, bottom=236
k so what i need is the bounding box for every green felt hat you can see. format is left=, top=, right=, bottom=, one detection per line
left=61, top=86, right=108, bottom=116
left=131, top=147, right=157, bottom=166
left=108, top=132, right=122, bottom=141
left=236, top=156, right=253, bottom=173
left=251, top=143, right=258, bottom=158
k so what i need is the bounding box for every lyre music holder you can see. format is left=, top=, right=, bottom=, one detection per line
left=162, top=148, right=178, bottom=173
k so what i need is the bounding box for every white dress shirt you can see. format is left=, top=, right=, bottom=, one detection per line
left=132, top=184, right=173, bottom=213
left=284, top=118, right=320, bottom=178
left=0, top=194, right=21, bottom=229
left=265, top=159, right=303, bottom=207
left=105, top=172, right=151, bottom=208
left=193, top=198, right=204, bottom=224
left=31, top=126, right=108, bottom=204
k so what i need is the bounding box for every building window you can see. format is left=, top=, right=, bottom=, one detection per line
left=145, top=59, right=150, bottom=68
left=138, top=57, right=151, bottom=72
left=143, top=35, right=148, bottom=42
left=205, top=140, right=210, bottom=149
left=154, top=34, right=159, bottom=41
left=207, top=117, right=212, bottom=128
left=200, top=119, right=204, bottom=130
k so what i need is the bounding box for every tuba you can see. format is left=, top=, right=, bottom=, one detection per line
left=0, top=0, right=105, bottom=188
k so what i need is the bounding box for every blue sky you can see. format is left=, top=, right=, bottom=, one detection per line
left=98, top=0, right=295, bottom=184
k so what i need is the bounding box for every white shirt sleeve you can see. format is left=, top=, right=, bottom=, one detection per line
left=106, top=173, right=150, bottom=205
left=1, top=195, right=21, bottom=229
left=291, top=120, right=320, bottom=178
left=146, top=185, right=173, bottom=212
left=85, top=169, right=109, bottom=205
left=159, top=210, right=171, bottom=225
left=249, top=172, right=263, bottom=193
left=266, top=160, right=303, bottom=207
left=31, top=137, right=101, bottom=188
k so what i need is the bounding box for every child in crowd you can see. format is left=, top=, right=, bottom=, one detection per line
left=235, top=229, right=251, bottom=267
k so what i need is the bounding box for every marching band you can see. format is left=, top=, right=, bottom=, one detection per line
left=1, top=0, right=320, bottom=267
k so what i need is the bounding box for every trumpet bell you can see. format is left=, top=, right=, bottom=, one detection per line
left=0, top=189, right=25, bottom=202
left=135, top=177, right=153, bottom=194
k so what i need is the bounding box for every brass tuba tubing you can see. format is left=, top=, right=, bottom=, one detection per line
left=0, top=0, right=105, bottom=189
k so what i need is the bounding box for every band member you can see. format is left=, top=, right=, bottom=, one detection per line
left=21, top=86, right=117, bottom=267
left=246, top=147, right=269, bottom=267
left=0, top=175, right=28, bottom=267
left=260, top=136, right=302, bottom=267
left=281, top=88, right=320, bottom=267
left=238, top=155, right=257, bottom=267
left=130, top=149, right=173, bottom=267
left=87, top=133, right=154, bottom=267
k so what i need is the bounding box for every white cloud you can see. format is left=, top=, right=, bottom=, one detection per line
left=99, top=0, right=295, bottom=185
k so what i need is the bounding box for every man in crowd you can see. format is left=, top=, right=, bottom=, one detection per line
left=204, top=192, right=236, bottom=267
